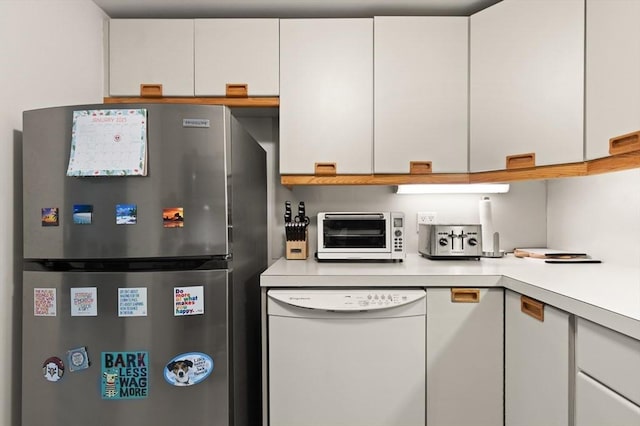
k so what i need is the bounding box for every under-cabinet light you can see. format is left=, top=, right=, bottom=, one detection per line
left=395, top=184, right=510, bottom=194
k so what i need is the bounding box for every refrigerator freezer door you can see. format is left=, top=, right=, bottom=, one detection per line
left=23, top=104, right=230, bottom=260
left=22, top=269, right=229, bottom=426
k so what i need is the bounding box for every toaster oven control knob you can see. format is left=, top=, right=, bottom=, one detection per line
left=438, top=238, right=448, bottom=246
left=394, top=229, right=402, bottom=237
left=468, top=238, right=478, bottom=247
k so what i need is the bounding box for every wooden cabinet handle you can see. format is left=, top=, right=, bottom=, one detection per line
left=521, top=295, right=544, bottom=322
left=315, top=162, right=337, bottom=176
left=410, top=161, right=433, bottom=175
left=506, top=153, right=536, bottom=169
left=226, top=83, right=248, bottom=98
left=140, top=84, right=163, bottom=97
left=451, top=288, right=480, bottom=303
left=609, top=130, right=640, bottom=155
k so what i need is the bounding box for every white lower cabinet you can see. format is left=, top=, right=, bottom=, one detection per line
left=576, top=372, right=640, bottom=426
left=426, top=288, right=503, bottom=426
left=505, top=290, right=570, bottom=426
left=576, top=318, right=640, bottom=405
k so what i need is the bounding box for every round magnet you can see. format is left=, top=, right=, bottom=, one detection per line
left=43, top=357, right=64, bottom=382
left=164, top=352, right=214, bottom=387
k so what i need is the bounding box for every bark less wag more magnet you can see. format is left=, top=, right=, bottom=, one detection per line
left=101, top=351, right=149, bottom=400
left=164, top=352, right=214, bottom=387
left=43, top=357, right=64, bottom=382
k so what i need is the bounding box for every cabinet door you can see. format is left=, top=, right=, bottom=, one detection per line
left=505, top=290, right=570, bottom=426
left=586, top=0, right=640, bottom=159
left=426, top=288, right=503, bottom=426
left=374, top=17, right=468, bottom=174
left=576, top=372, right=640, bottom=426
left=109, top=19, right=194, bottom=96
left=576, top=318, right=640, bottom=406
left=280, top=19, right=373, bottom=175
left=470, top=0, right=584, bottom=172
left=195, top=19, right=279, bottom=96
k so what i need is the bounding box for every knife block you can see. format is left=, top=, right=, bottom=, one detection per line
left=286, top=230, right=308, bottom=260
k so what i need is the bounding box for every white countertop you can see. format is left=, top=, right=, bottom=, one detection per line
left=261, top=254, right=640, bottom=340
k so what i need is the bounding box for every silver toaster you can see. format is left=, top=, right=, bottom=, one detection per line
left=418, top=224, right=482, bottom=259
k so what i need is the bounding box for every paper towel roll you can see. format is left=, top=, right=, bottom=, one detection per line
left=479, top=196, right=494, bottom=253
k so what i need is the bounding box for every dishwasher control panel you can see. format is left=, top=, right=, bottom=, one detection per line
left=268, top=289, right=426, bottom=311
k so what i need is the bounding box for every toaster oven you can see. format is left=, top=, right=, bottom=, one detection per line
left=316, top=212, right=405, bottom=261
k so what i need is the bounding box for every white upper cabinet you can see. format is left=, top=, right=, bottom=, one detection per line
left=194, top=19, right=279, bottom=96
left=109, top=19, right=194, bottom=96
left=470, top=0, right=584, bottom=172
left=585, top=0, right=640, bottom=160
left=280, top=19, right=373, bottom=175
left=374, top=17, right=469, bottom=174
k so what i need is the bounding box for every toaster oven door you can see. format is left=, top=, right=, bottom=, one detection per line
left=319, top=213, right=391, bottom=253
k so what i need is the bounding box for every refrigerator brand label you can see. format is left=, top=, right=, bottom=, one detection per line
left=70, top=287, right=97, bottom=316
left=182, top=119, right=210, bottom=128
left=34, top=288, right=57, bottom=316
left=118, top=288, right=148, bottom=317
left=43, top=357, right=65, bottom=382
left=174, top=286, right=205, bottom=316
left=101, top=351, right=149, bottom=400
left=164, top=352, right=214, bottom=387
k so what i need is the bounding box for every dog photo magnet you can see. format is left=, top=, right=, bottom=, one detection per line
left=164, top=352, right=214, bottom=387
left=43, top=356, right=65, bottom=382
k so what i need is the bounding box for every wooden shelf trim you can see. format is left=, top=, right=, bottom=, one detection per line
left=469, top=162, right=587, bottom=183
left=281, top=152, right=640, bottom=186
left=104, top=96, right=279, bottom=108
left=281, top=173, right=470, bottom=186
left=587, top=151, right=640, bottom=175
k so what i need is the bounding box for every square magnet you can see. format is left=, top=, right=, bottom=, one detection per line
left=41, top=207, right=59, bottom=226
left=116, top=204, right=137, bottom=225
left=73, top=204, right=93, bottom=225
left=163, top=207, right=184, bottom=228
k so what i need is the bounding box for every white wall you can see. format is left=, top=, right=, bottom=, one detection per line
left=547, top=169, right=640, bottom=267
left=279, top=182, right=547, bottom=260
left=0, top=1, right=106, bottom=424
left=236, top=117, right=549, bottom=263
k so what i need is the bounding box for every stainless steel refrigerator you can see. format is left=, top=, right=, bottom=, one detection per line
left=21, top=104, right=266, bottom=426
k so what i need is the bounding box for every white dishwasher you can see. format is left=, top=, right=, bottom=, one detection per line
left=267, top=288, right=426, bottom=426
